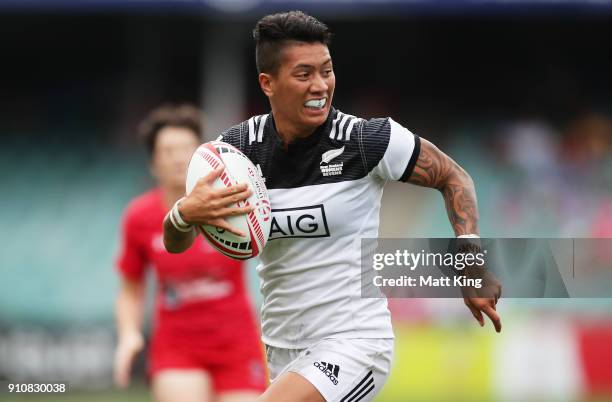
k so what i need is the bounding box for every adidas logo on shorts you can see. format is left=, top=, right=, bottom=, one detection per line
left=313, top=361, right=340, bottom=385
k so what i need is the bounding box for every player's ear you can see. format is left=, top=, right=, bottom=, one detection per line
left=149, top=163, right=159, bottom=180
left=259, top=73, right=274, bottom=97
left=149, top=156, right=160, bottom=180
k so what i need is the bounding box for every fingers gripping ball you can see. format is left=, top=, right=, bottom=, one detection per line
left=186, top=141, right=271, bottom=259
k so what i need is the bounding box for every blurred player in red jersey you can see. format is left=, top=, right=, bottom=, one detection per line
left=114, top=104, right=266, bottom=402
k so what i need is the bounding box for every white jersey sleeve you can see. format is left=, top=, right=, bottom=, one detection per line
left=358, top=117, right=421, bottom=182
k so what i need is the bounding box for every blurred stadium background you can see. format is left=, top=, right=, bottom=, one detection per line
left=1, top=0, right=611, bottom=401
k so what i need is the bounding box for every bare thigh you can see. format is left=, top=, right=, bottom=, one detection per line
left=152, top=369, right=213, bottom=402
left=257, top=371, right=324, bottom=402
left=216, top=391, right=261, bottom=402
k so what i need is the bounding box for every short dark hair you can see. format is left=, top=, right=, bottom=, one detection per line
left=138, top=104, right=203, bottom=155
left=253, top=10, right=332, bottom=74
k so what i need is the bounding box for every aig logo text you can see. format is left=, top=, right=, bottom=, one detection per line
left=268, top=205, right=330, bottom=240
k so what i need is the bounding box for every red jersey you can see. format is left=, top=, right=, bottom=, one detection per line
left=116, top=189, right=260, bottom=338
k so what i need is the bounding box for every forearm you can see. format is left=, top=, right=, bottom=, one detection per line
left=439, top=169, right=479, bottom=236
left=115, top=280, right=145, bottom=339
left=407, top=138, right=479, bottom=236
left=163, top=213, right=196, bottom=253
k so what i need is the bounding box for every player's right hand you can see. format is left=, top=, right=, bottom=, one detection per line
left=179, top=166, right=254, bottom=237
left=114, top=332, right=145, bottom=388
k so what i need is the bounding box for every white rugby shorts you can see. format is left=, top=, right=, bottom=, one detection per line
left=266, top=338, right=394, bottom=402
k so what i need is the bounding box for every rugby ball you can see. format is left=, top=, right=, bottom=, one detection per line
left=185, top=141, right=271, bottom=260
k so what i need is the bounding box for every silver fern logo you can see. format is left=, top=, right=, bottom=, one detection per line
left=321, top=146, right=345, bottom=164
left=320, top=146, right=344, bottom=176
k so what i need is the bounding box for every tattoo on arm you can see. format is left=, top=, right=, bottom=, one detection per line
left=407, top=138, right=479, bottom=235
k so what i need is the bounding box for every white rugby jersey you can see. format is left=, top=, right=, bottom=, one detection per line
left=219, top=108, right=420, bottom=348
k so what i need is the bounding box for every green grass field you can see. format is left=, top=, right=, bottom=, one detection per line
left=2, top=384, right=612, bottom=402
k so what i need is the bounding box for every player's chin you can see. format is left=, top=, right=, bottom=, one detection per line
left=301, top=106, right=328, bottom=126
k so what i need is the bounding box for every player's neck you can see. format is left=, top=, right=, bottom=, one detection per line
left=273, top=115, right=316, bottom=149
left=160, top=186, right=184, bottom=210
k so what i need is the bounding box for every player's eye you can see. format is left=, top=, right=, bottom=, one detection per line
left=296, top=72, right=309, bottom=80
left=323, top=69, right=333, bottom=76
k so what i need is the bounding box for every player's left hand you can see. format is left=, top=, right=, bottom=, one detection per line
left=462, top=270, right=502, bottom=333
left=463, top=296, right=501, bottom=333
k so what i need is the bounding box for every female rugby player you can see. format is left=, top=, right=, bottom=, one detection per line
left=163, top=13, right=501, bottom=402
left=114, top=104, right=266, bottom=402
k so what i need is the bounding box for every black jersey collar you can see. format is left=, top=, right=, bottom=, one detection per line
left=269, top=107, right=337, bottom=151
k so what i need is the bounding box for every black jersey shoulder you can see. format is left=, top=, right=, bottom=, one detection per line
left=218, top=114, right=269, bottom=162
left=219, top=109, right=411, bottom=189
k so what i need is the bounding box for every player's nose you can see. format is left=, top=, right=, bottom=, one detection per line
left=310, top=73, right=328, bottom=93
